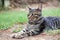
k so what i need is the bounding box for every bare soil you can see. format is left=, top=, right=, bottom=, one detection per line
left=0, top=24, right=60, bottom=40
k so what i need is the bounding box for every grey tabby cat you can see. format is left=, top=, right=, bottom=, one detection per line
left=11, top=8, right=60, bottom=39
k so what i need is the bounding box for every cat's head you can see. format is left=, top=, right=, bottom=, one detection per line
left=28, top=7, right=42, bottom=23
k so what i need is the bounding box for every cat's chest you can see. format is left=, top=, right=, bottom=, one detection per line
left=27, top=24, right=40, bottom=30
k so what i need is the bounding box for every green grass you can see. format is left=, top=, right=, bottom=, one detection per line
left=42, top=8, right=60, bottom=17
left=0, top=10, right=28, bottom=30
left=44, top=29, right=60, bottom=35
left=0, top=8, right=60, bottom=30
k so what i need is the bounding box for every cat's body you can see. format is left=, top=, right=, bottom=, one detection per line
left=43, top=17, right=60, bottom=30
left=11, top=8, right=60, bottom=39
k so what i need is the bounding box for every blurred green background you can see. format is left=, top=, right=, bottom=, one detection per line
left=0, top=8, right=60, bottom=30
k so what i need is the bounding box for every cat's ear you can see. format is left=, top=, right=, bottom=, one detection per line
left=28, top=7, right=31, bottom=10
left=37, top=8, right=41, bottom=11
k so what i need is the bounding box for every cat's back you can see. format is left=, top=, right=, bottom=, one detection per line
left=44, top=17, right=60, bottom=29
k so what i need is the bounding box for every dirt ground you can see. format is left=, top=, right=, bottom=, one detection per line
left=0, top=24, right=60, bottom=40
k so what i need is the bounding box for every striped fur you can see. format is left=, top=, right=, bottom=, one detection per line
left=44, top=17, right=60, bottom=30
left=11, top=8, right=60, bottom=39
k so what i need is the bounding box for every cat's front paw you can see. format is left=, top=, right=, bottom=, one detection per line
left=10, top=33, right=24, bottom=39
